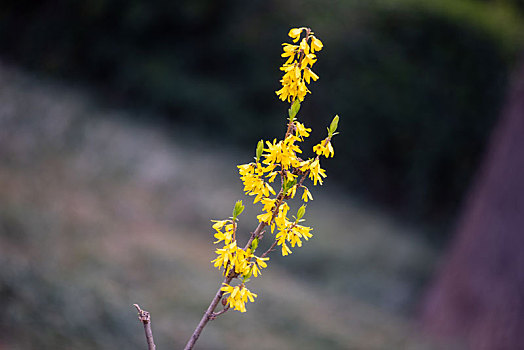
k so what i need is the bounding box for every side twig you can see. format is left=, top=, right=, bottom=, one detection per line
left=133, top=304, right=157, bottom=350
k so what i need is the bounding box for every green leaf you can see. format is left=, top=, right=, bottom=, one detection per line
left=288, top=99, right=301, bottom=121
left=243, top=267, right=253, bottom=282
left=232, top=200, right=244, bottom=219
left=328, top=115, right=339, bottom=137
left=283, top=177, right=297, bottom=193
left=297, top=205, right=306, bottom=220
left=256, top=139, right=264, bottom=162
left=251, top=237, right=259, bottom=250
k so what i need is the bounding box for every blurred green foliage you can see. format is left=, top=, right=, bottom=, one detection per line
left=1, top=0, right=523, bottom=232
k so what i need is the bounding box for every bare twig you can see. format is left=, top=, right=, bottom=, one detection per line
left=210, top=305, right=230, bottom=319
left=261, top=239, right=279, bottom=259
left=133, top=304, right=156, bottom=350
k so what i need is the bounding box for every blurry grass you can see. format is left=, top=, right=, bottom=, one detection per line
left=0, top=63, right=451, bottom=349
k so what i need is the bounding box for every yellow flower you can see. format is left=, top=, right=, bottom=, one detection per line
left=302, top=53, right=317, bottom=67
left=274, top=213, right=313, bottom=255
left=287, top=231, right=302, bottom=248
left=211, top=241, right=255, bottom=276
left=296, top=80, right=310, bottom=102
left=281, top=43, right=299, bottom=64
left=262, top=137, right=301, bottom=170
left=294, top=225, right=313, bottom=241
left=309, top=158, right=327, bottom=185
left=221, top=283, right=258, bottom=312
left=238, top=162, right=276, bottom=203
left=250, top=256, right=269, bottom=277
left=257, top=211, right=273, bottom=224
left=313, top=139, right=334, bottom=158
left=262, top=139, right=281, bottom=165
left=275, top=85, right=291, bottom=102
left=287, top=184, right=297, bottom=199
left=301, top=187, right=313, bottom=202
left=261, top=197, right=276, bottom=213
left=275, top=221, right=293, bottom=256
left=211, top=241, right=237, bottom=271
left=213, top=229, right=233, bottom=245
left=299, top=37, right=310, bottom=55
left=285, top=171, right=296, bottom=182
left=311, top=36, right=323, bottom=53
left=288, top=27, right=304, bottom=42
left=326, top=141, right=335, bottom=157
left=303, top=67, right=319, bottom=84
left=286, top=224, right=313, bottom=248
left=298, top=159, right=312, bottom=172
left=281, top=242, right=292, bottom=256
left=232, top=247, right=251, bottom=275
left=266, top=170, right=279, bottom=183
left=282, top=136, right=302, bottom=169
left=295, top=122, right=311, bottom=140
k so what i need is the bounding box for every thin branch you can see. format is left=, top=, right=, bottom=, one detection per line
left=133, top=304, right=156, bottom=350
left=210, top=305, right=230, bottom=319
left=183, top=275, right=231, bottom=350
left=261, top=239, right=279, bottom=259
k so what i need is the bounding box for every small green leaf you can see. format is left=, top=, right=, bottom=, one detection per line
left=232, top=200, right=244, bottom=219
left=297, top=205, right=306, bottom=220
left=283, top=177, right=297, bottom=193
left=256, top=140, right=264, bottom=162
left=329, top=115, right=339, bottom=136
left=243, top=267, right=253, bottom=282
left=251, top=237, right=259, bottom=250
left=288, top=99, right=301, bottom=121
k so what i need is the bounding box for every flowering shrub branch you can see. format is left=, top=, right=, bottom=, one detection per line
left=134, top=27, right=339, bottom=350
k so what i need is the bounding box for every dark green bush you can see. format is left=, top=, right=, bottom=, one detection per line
left=1, top=0, right=522, bottom=232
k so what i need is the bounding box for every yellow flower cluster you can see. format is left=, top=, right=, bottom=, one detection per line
left=238, top=111, right=337, bottom=256
left=313, top=138, right=335, bottom=158
left=274, top=204, right=313, bottom=256
left=211, top=219, right=268, bottom=277
left=276, top=27, right=323, bottom=102
left=208, top=27, right=338, bottom=314
left=238, top=163, right=276, bottom=203
left=220, top=283, right=258, bottom=313
left=211, top=214, right=268, bottom=312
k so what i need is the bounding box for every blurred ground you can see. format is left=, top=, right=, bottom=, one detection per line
left=0, top=63, right=457, bottom=349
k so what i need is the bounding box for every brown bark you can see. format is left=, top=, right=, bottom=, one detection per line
left=133, top=304, right=156, bottom=350
left=421, top=56, right=524, bottom=349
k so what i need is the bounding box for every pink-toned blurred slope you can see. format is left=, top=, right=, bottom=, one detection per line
left=422, top=55, right=524, bottom=349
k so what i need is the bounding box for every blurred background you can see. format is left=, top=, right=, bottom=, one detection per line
left=1, top=0, right=523, bottom=349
